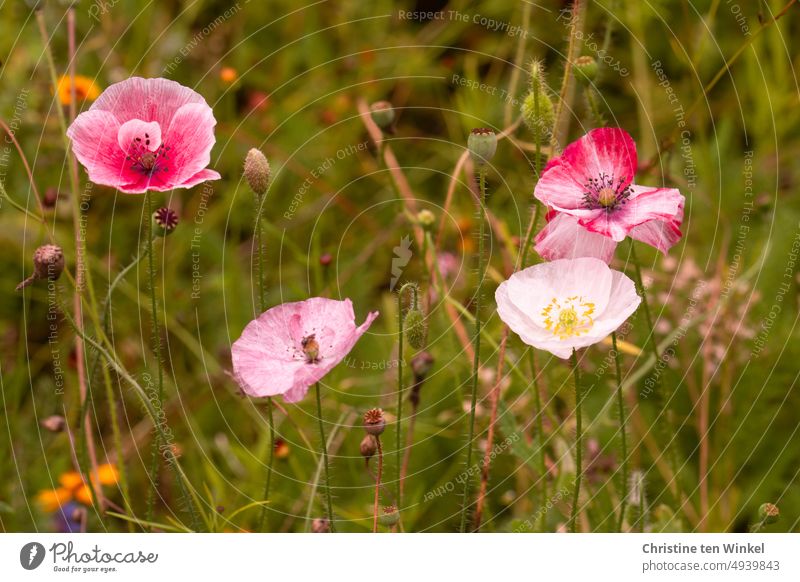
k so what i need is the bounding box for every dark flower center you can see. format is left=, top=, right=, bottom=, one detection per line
left=125, top=132, right=171, bottom=176
left=301, top=334, right=321, bottom=363
left=582, top=173, right=631, bottom=211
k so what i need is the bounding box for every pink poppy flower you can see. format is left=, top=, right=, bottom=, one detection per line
left=534, top=211, right=618, bottom=264
left=534, top=127, right=684, bottom=252
left=66, top=77, right=221, bottom=193
left=495, top=257, right=640, bottom=359
left=231, top=298, right=379, bottom=402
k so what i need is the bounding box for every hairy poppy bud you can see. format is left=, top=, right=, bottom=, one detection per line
left=404, top=307, right=426, bottom=350
left=363, top=408, right=386, bottom=436
left=467, top=128, right=497, bottom=165
left=521, top=92, right=555, bottom=144
left=244, top=148, right=271, bottom=195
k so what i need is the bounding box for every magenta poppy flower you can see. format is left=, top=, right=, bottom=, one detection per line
left=66, top=77, right=221, bottom=193
left=534, top=211, right=618, bottom=264
left=534, top=128, right=684, bottom=254
left=231, top=298, right=379, bottom=403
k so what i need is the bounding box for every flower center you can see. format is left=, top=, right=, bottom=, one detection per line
left=301, top=334, right=321, bottom=363
left=583, top=173, right=631, bottom=211
left=125, top=132, right=171, bottom=176
left=541, top=296, right=595, bottom=340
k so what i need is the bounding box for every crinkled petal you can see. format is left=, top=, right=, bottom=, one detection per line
left=117, top=119, right=161, bottom=152
left=534, top=212, right=618, bottom=264
left=91, top=77, right=206, bottom=128
left=162, top=102, right=218, bottom=185
left=66, top=110, right=131, bottom=189
left=628, top=194, right=685, bottom=254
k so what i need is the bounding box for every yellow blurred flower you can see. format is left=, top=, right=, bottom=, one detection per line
left=56, top=75, right=101, bottom=105
left=58, top=470, right=83, bottom=490
left=35, top=488, right=71, bottom=513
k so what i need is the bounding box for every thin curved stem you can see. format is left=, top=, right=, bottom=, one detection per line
left=373, top=436, right=383, bottom=533
left=612, top=332, right=628, bottom=532
left=459, top=166, right=487, bottom=533
left=569, top=350, right=583, bottom=533
left=315, top=382, right=335, bottom=532
left=257, top=397, right=275, bottom=531
left=529, top=349, right=547, bottom=531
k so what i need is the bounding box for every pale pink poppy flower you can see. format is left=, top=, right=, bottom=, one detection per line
left=66, top=77, right=221, bottom=193
left=495, top=257, right=640, bottom=359
left=534, top=128, right=684, bottom=252
left=231, top=298, right=379, bottom=402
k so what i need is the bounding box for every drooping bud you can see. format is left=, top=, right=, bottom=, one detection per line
left=311, top=517, right=330, bottom=533
left=360, top=434, right=378, bottom=459
left=41, top=415, right=66, bottom=433
left=574, top=55, right=599, bottom=85
left=152, top=207, right=179, bottom=237
left=244, top=148, right=271, bottom=195
left=758, top=503, right=779, bottom=525
left=17, top=244, right=65, bottom=291
left=411, top=351, right=434, bottom=381
left=369, top=101, right=395, bottom=130
left=363, top=408, right=386, bottom=436
left=403, top=307, right=426, bottom=350
left=467, top=128, right=497, bottom=165
left=416, top=209, right=436, bottom=231
left=379, top=505, right=400, bottom=527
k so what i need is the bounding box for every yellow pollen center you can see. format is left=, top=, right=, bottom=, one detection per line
left=597, top=187, right=616, bottom=207
left=541, top=296, right=595, bottom=340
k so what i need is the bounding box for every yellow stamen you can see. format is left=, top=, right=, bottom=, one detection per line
left=542, top=296, right=595, bottom=339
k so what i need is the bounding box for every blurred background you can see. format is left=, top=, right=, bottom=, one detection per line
left=0, top=0, right=798, bottom=532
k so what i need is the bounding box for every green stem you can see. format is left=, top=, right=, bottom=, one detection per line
left=253, top=186, right=276, bottom=532
left=257, top=397, right=275, bottom=531
left=459, top=166, right=487, bottom=533
left=144, top=192, right=164, bottom=526
left=612, top=331, right=628, bottom=532
left=569, top=350, right=583, bottom=533
left=395, top=282, right=418, bottom=513
left=528, top=349, right=547, bottom=531
left=315, top=382, right=335, bottom=531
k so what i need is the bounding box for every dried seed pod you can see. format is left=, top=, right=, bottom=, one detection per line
left=363, top=408, right=386, bottom=436
left=360, top=434, right=378, bottom=459
left=16, top=244, right=65, bottom=290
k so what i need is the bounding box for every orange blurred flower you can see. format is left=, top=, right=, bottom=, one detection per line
left=35, top=488, right=71, bottom=512
left=97, top=463, right=119, bottom=486
left=57, top=75, right=101, bottom=105
left=35, top=463, right=119, bottom=512
left=74, top=484, right=94, bottom=506
left=220, top=67, right=238, bottom=83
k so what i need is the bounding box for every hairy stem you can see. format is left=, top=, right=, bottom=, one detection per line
left=373, top=436, right=383, bottom=533
left=459, top=166, right=487, bottom=533
left=612, top=332, right=628, bottom=532
left=569, top=350, right=583, bottom=533
left=315, top=382, right=335, bottom=531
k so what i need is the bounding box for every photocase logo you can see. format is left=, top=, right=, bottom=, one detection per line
left=390, top=235, right=413, bottom=291
left=20, top=542, right=46, bottom=570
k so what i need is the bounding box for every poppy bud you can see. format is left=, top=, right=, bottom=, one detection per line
left=521, top=91, right=555, bottom=144
left=370, top=101, right=395, bottom=130
left=574, top=55, right=599, bottom=85
left=404, top=307, right=426, bottom=350
left=467, top=128, right=497, bottom=165
left=319, top=253, right=333, bottom=267
left=311, top=517, right=330, bottom=533
left=416, top=209, right=436, bottom=231
left=152, top=207, right=179, bottom=237
left=360, top=434, right=378, bottom=459
left=758, top=503, right=779, bottom=525
left=379, top=505, right=400, bottom=527
left=17, top=244, right=65, bottom=290
left=363, top=408, right=386, bottom=436
left=411, top=351, right=434, bottom=380
left=244, top=148, right=271, bottom=195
